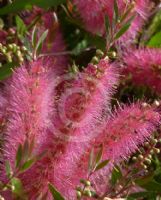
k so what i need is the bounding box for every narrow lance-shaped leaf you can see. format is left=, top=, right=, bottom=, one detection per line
left=5, top=161, right=12, bottom=178
left=88, top=148, right=94, bottom=172
left=35, top=29, right=48, bottom=57
left=114, top=15, right=135, bottom=40
left=48, top=183, right=65, bottom=200
left=15, top=144, right=22, bottom=168
left=20, top=158, right=36, bottom=172
left=95, top=160, right=109, bottom=171
left=114, top=0, right=119, bottom=23
left=31, top=26, right=37, bottom=49
left=15, top=15, right=27, bottom=37
left=105, top=15, right=110, bottom=36
left=95, top=144, right=103, bottom=165
left=111, top=165, right=122, bottom=185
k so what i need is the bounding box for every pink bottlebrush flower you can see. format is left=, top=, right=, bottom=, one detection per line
left=0, top=60, right=54, bottom=197
left=0, top=91, right=8, bottom=122
left=119, top=0, right=151, bottom=46
left=73, top=0, right=150, bottom=44
left=0, top=91, right=8, bottom=158
left=8, top=58, right=118, bottom=200
left=90, top=102, right=160, bottom=194
left=52, top=59, right=119, bottom=198
left=54, top=58, right=119, bottom=133
left=123, top=48, right=161, bottom=94
left=73, top=0, right=124, bottom=35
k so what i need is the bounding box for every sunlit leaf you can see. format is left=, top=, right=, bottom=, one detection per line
left=15, top=15, right=27, bottom=37
left=35, top=29, right=48, bottom=56
left=20, top=159, right=35, bottom=172
left=148, top=31, right=161, bottom=48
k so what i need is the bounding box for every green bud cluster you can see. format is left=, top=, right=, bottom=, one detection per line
left=107, top=51, right=117, bottom=59
left=0, top=42, right=31, bottom=64
left=132, top=134, right=161, bottom=174
left=76, top=179, right=95, bottom=199
left=91, top=49, right=105, bottom=64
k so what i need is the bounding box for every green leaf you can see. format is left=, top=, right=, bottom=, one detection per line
left=137, top=180, right=161, bottom=192
left=31, top=26, right=38, bottom=48
left=48, top=183, right=65, bottom=200
left=20, top=159, right=35, bottom=172
left=23, top=139, right=30, bottom=161
left=11, top=177, right=26, bottom=197
left=128, top=191, right=157, bottom=199
left=148, top=31, right=161, bottom=48
left=86, top=33, right=106, bottom=50
left=15, top=15, right=27, bottom=37
left=0, top=62, right=17, bottom=80
left=35, top=29, right=48, bottom=56
left=95, top=145, right=103, bottom=165
left=105, top=15, right=110, bottom=35
left=0, top=0, right=66, bottom=15
left=16, top=144, right=23, bottom=168
left=114, top=23, right=131, bottom=40
left=95, top=160, right=109, bottom=171
left=113, top=0, right=119, bottom=23
left=88, top=148, right=94, bottom=171
left=5, top=161, right=12, bottom=178
left=111, top=165, right=122, bottom=185
left=114, top=15, right=135, bottom=40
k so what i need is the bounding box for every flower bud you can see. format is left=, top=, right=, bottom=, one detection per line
left=91, top=56, right=99, bottom=64
left=83, top=189, right=92, bottom=197
left=96, top=49, right=104, bottom=58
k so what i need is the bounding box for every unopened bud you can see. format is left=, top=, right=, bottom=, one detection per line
left=96, top=49, right=104, bottom=58
left=85, top=180, right=91, bottom=187
left=143, top=165, right=147, bottom=169
left=147, top=154, right=152, bottom=159
left=91, top=56, right=99, bottom=64
left=151, top=138, right=158, bottom=144
left=144, top=142, right=149, bottom=147
left=132, top=156, right=137, bottom=161
left=153, top=100, right=160, bottom=107
left=154, top=148, right=160, bottom=154
left=138, top=155, right=144, bottom=160
left=144, top=158, right=151, bottom=165
left=84, top=189, right=92, bottom=197
left=76, top=191, right=82, bottom=199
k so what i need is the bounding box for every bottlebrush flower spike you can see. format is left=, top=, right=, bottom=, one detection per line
left=53, top=58, right=119, bottom=140
left=123, top=48, right=161, bottom=94
left=0, top=91, right=7, bottom=157
left=12, top=58, right=119, bottom=200
left=0, top=60, right=54, bottom=194
left=52, top=58, right=119, bottom=198
left=90, top=102, right=160, bottom=194
left=73, top=0, right=150, bottom=44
